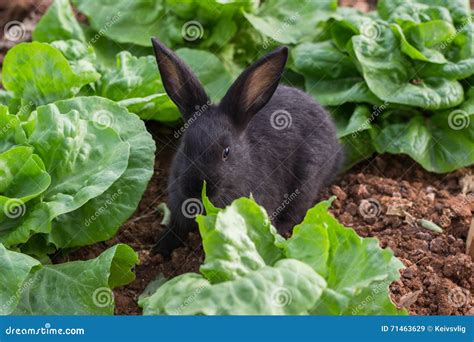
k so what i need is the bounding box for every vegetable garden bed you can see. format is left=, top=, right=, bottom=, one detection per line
left=66, top=132, right=473, bottom=315
left=0, top=0, right=473, bottom=316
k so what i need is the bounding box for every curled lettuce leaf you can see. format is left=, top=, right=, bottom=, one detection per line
left=32, top=0, right=85, bottom=43
left=2, top=42, right=95, bottom=106
left=374, top=108, right=474, bottom=173
left=244, top=0, right=337, bottom=45
left=140, top=259, right=326, bottom=315
left=140, top=191, right=405, bottom=315
left=48, top=96, right=155, bottom=248
left=1, top=243, right=138, bottom=315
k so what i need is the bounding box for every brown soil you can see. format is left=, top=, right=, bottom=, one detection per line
left=322, top=157, right=474, bottom=315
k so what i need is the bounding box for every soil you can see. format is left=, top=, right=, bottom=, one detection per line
left=1, top=0, right=473, bottom=316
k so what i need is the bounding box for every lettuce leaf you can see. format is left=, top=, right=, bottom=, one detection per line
left=48, top=97, right=155, bottom=247
left=1, top=243, right=138, bottom=315
left=32, top=0, right=86, bottom=43
left=2, top=42, right=95, bottom=106
left=140, top=191, right=405, bottom=315
left=283, top=199, right=404, bottom=315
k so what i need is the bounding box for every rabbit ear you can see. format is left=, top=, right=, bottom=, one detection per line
left=151, top=38, right=209, bottom=119
left=220, top=46, right=288, bottom=130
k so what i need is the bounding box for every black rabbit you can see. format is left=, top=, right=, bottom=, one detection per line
left=151, top=38, right=344, bottom=256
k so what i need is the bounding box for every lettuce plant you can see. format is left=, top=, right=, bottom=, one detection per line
left=290, top=0, right=474, bottom=172
left=139, top=188, right=405, bottom=315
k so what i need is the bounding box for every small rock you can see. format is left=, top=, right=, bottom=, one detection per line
left=430, top=237, right=448, bottom=254
left=331, top=185, right=347, bottom=201
left=404, top=211, right=417, bottom=227
left=425, top=193, right=435, bottom=202
left=438, top=190, right=450, bottom=199
left=460, top=174, right=474, bottom=194
left=447, top=235, right=456, bottom=243
left=386, top=205, right=404, bottom=217
left=346, top=202, right=358, bottom=216
left=403, top=267, right=416, bottom=279
left=398, top=290, right=422, bottom=308
left=352, top=184, right=370, bottom=198
left=415, top=232, right=433, bottom=241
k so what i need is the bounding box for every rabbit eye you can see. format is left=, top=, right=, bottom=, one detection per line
left=222, top=147, right=230, bottom=161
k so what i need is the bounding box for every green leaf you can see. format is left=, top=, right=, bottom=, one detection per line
left=141, top=191, right=404, bottom=315
left=0, top=243, right=40, bottom=315
left=197, top=197, right=284, bottom=283
left=374, top=111, right=474, bottom=173
left=140, top=259, right=326, bottom=315
left=330, top=105, right=377, bottom=169
left=0, top=147, right=51, bottom=221
left=96, top=51, right=180, bottom=122
left=47, top=97, right=155, bottom=247
left=28, top=104, right=130, bottom=221
left=351, top=20, right=464, bottom=110
left=292, top=42, right=381, bottom=106
left=0, top=102, right=129, bottom=247
left=73, top=0, right=164, bottom=47
left=12, top=244, right=138, bottom=315
left=97, top=52, right=163, bottom=101
left=32, top=0, right=86, bottom=43
left=2, top=42, right=94, bottom=106
left=244, top=0, right=336, bottom=45
left=50, top=39, right=101, bottom=85
left=0, top=105, right=27, bottom=153
left=176, top=48, right=233, bottom=102
left=417, top=0, right=471, bottom=24
left=283, top=200, right=405, bottom=315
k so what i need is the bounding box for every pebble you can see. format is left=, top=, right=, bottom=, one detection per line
left=430, top=237, right=447, bottom=254
left=331, top=185, right=347, bottom=201
left=415, top=232, right=433, bottom=241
